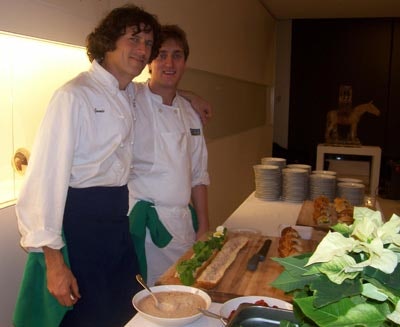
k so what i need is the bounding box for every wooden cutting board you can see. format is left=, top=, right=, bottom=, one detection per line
left=156, top=233, right=318, bottom=304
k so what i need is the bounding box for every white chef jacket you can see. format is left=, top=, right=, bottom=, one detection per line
left=128, top=82, right=209, bottom=285
left=16, top=60, right=136, bottom=251
left=129, top=82, right=209, bottom=207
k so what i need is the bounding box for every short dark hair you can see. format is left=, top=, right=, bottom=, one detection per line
left=86, top=4, right=161, bottom=63
left=159, top=25, right=190, bottom=61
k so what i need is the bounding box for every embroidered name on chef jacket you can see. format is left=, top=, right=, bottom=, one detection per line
left=190, top=128, right=201, bottom=136
left=94, top=107, right=105, bottom=113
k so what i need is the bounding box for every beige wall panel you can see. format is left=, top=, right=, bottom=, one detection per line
left=180, top=68, right=267, bottom=139
left=113, top=0, right=276, bottom=84
left=207, top=125, right=273, bottom=229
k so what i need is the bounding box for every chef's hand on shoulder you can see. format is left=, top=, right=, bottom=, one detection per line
left=43, top=246, right=81, bottom=306
left=178, top=90, right=213, bottom=125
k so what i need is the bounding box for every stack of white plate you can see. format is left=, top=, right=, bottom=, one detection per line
left=253, top=164, right=281, bottom=201
left=312, top=170, right=337, bottom=176
left=261, top=157, right=286, bottom=170
left=281, top=168, right=309, bottom=202
left=337, top=182, right=365, bottom=206
left=286, top=164, right=312, bottom=174
left=337, top=177, right=363, bottom=184
left=309, top=174, right=336, bottom=202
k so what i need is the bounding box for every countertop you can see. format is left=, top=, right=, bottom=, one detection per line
left=125, top=302, right=223, bottom=327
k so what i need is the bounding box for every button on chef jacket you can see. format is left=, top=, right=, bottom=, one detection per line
left=16, top=60, right=136, bottom=251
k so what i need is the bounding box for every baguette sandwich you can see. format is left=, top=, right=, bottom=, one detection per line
left=176, top=227, right=248, bottom=288
left=196, top=235, right=249, bottom=289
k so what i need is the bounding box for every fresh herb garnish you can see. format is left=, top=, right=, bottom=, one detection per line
left=176, top=226, right=227, bottom=285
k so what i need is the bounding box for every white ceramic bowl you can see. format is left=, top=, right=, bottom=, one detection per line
left=132, top=285, right=211, bottom=326
left=220, top=296, right=292, bottom=319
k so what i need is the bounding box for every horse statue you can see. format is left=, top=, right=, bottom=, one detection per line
left=325, top=101, right=380, bottom=144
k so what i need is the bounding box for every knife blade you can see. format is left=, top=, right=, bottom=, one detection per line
left=247, top=239, right=272, bottom=271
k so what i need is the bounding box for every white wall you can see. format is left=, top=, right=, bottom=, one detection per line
left=0, top=0, right=276, bottom=325
left=0, top=206, right=26, bottom=327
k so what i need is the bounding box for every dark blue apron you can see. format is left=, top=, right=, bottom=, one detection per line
left=60, top=185, right=140, bottom=327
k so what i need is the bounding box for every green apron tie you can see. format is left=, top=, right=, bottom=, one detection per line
left=13, top=237, right=72, bottom=327
left=129, top=200, right=198, bottom=282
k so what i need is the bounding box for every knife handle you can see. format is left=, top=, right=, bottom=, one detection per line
left=247, top=254, right=259, bottom=271
left=258, top=239, right=272, bottom=262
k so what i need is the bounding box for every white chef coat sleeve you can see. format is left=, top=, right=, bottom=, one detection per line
left=188, top=114, right=210, bottom=187
left=15, top=89, right=79, bottom=252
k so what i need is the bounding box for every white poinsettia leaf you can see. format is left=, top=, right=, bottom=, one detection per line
left=353, top=207, right=382, bottom=225
left=319, top=255, right=359, bottom=284
left=306, top=232, right=355, bottom=265
left=349, top=238, right=398, bottom=274
left=369, top=248, right=398, bottom=274
left=387, top=299, right=400, bottom=324
left=377, top=214, right=400, bottom=244
left=352, top=216, right=380, bottom=242
left=362, top=283, right=388, bottom=301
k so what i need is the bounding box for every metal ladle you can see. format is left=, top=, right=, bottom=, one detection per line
left=136, top=274, right=160, bottom=308
left=198, top=308, right=228, bottom=326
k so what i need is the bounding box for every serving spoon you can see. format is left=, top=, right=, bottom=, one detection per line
left=198, top=308, right=228, bottom=326
left=136, top=274, right=160, bottom=308
left=135, top=274, right=175, bottom=311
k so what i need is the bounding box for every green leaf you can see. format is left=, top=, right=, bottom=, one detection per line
left=365, top=264, right=400, bottom=294
left=271, top=255, right=319, bottom=292
left=295, top=296, right=388, bottom=327
left=271, top=270, right=317, bottom=293
left=331, top=223, right=352, bottom=236
left=272, top=254, right=313, bottom=276
left=310, top=275, right=363, bottom=308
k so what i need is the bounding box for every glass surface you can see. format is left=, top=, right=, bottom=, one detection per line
left=0, top=31, right=150, bottom=206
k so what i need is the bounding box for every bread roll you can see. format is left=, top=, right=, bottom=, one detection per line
left=313, top=196, right=331, bottom=225
left=278, top=227, right=303, bottom=257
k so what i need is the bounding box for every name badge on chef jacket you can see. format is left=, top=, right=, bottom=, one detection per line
left=190, top=128, right=201, bottom=136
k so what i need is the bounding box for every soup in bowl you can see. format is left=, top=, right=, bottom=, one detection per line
left=132, top=285, right=211, bottom=326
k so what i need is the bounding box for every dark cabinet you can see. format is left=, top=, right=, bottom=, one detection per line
left=288, top=18, right=399, bottom=168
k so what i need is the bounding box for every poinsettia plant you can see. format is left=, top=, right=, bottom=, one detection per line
left=271, top=207, right=400, bottom=327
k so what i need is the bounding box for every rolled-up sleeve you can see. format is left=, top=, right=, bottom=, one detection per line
left=16, top=90, right=78, bottom=251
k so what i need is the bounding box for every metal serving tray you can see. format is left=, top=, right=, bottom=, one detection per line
left=226, top=305, right=299, bottom=327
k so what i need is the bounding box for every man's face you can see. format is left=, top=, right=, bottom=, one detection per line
left=149, top=38, right=186, bottom=90
left=103, top=24, right=154, bottom=88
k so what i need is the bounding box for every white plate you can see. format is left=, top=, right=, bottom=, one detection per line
left=337, top=177, right=363, bottom=184
left=220, top=296, right=292, bottom=319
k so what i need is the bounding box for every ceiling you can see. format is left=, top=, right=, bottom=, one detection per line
left=259, top=0, right=400, bottom=20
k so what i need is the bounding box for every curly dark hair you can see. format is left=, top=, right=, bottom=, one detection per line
left=159, top=25, right=190, bottom=61
left=86, top=4, right=161, bottom=63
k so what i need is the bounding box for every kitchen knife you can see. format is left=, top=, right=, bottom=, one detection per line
left=257, top=238, right=272, bottom=262
left=247, top=239, right=272, bottom=271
